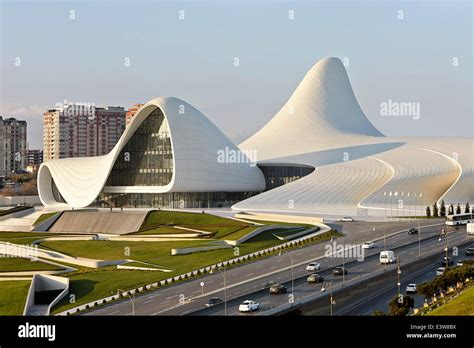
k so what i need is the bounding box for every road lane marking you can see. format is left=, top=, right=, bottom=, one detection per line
left=106, top=310, right=120, bottom=315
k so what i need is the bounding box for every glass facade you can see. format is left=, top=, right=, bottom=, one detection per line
left=258, top=164, right=315, bottom=191
left=51, top=179, right=66, bottom=203
left=105, top=107, right=173, bottom=187
left=96, top=191, right=256, bottom=208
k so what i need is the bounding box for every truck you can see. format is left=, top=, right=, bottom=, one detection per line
left=467, top=223, right=474, bottom=235
left=380, top=250, right=397, bottom=264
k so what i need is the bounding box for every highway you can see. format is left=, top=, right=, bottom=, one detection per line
left=342, top=243, right=474, bottom=315
left=189, top=225, right=471, bottom=316
left=84, top=219, right=469, bottom=316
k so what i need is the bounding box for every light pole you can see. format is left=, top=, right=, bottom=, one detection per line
left=211, top=266, right=227, bottom=316
left=418, top=219, right=421, bottom=257
left=279, top=249, right=295, bottom=298
left=117, top=289, right=135, bottom=316
left=407, top=192, right=410, bottom=222
left=323, top=281, right=335, bottom=316
left=396, top=255, right=401, bottom=298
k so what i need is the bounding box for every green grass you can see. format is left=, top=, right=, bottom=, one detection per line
left=123, top=261, right=165, bottom=269
left=33, top=212, right=58, bottom=226
left=221, top=226, right=259, bottom=241
left=0, top=280, right=31, bottom=315
left=140, top=210, right=249, bottom=238
left=132, top=227, right=194, bottom=235
left=49, top=229, right=341, bottom=314
left=240, top=219, right=313, bottom=228
left=427, top=286, right=474, bottom=315
left=141, top=210, right=246, bottom=229
left=0, top=257, right=63, bottom=272
left=271, top=227, right=308, bottom=239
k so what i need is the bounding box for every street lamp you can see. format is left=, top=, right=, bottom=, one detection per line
left=396, top=255, right=401, bottom=298
left=210, top=266, right=227, bottom=316
left=279, top=249, right=295, bottom=298
left=117, top=289, right=135, bottom=316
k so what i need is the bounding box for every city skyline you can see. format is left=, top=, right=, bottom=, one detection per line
left=1, top=0, right=472, bottom=149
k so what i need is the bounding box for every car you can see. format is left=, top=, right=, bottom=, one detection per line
left=362, top=241, right=375, bottom=249
left=307, top=273, right=325, bottom=283
left=205, top=297, right=223, bottom=307
left=408, top=228, right=418, bottom=235
left=456, top=260, right=466, bottom=267
left=405, top=284, right=417, bottom=293
left=306, top=262, right=321, bottom=271
left=337, top=217, right=354, bottom=222
left=436, top=267, right=446, bottom=276
left=269, top=284, right=287, bottom=294
left=239, top=300, right=260, bottom=312
left=441, top=257, right=453, bottom=266
left=333, top=267, right=348, bottom=276
left=465, top=247, right=474, bottom=256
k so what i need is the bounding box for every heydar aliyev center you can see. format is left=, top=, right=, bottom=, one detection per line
left=38, top=57, right=474, bottom=217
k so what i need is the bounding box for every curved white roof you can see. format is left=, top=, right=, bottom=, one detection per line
left=38, top=97, right=265, bottom=208
left=234, top=57, right=473, bottom=216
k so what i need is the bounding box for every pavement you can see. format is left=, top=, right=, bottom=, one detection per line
left=83, top=218, right=459, bottom=316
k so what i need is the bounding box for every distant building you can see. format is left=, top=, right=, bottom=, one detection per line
left=126, top=103, right=144, bottom=127
left=43, top=102, right=126, bottom=161
left=27, top=150, right=43, bottom=166
left=0, top=116, right=28, bottom=176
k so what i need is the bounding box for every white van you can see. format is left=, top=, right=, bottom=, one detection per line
left=380, top=250, right=396, bottom=264
left=467, top=223, right=474, bottom=235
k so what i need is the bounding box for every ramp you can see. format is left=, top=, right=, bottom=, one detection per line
left=48, top=211, right=147, bottom=235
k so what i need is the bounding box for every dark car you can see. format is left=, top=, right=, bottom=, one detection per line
left=408, top=228, right=418, bottom=235
left=307, top=273, right=325, bottom=283
left=465, top=247, right=474, bottom=256
left=205, top=297, right=223, bottom=307
left=269, top=284, right=287, bottom=294
left=441, top=257, right=453, bottom=266
left=333, top=267, right=348, bottom=276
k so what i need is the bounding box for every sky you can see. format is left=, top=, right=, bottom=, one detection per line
left=0, top=0, right=472, bottom=149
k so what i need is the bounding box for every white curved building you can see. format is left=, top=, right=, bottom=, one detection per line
left=38, top=97, right=265, bottom=208
left=38, top=57, right=473, bottom=216
left=234, top=57, right=473, bottom=217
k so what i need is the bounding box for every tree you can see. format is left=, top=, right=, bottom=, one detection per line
left=456, top=203, right=461, bottom=215
left=371, top=310, right=386, bottom=316
left=465, top=202, right=470, bottom=214
left=432, top=203, right=439, bottom=217
left=426, top=206, right=431, bottom=218
left=440, top=200, right=446, bottom=217
left=389, top=295, right=415, bottom=316
left=449, top=204, right=454, bottom=215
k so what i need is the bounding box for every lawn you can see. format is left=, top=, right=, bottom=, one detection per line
left=33, top=211, right=59, bottom=226
left=140, top=210, right=249, bottom=238
left=0, top=257, right=64, bottom=272
left=0, top=280, right=31, bottom=315
left=132, top=226, right=194, bottom=235
left=427, top=286, right=474, bottom=315
left=141, top=210, right=247, bottom=229
left=221, top=226, right=259, bottom=241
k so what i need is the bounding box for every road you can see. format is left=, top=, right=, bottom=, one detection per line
left=188, top=225, right=471, bottom=316
left=342, top=243, right=474, bottom=315
left=84, top=219, right=463, bottom=316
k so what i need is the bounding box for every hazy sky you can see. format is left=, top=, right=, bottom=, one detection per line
left=1, top=0, right=472, bottom=149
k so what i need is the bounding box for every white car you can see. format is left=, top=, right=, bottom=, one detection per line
left=436, top=267, right=446, bottom=276
left=337, top=217, right=354, bottom=222
left=362, top=242, right=375, bottom=249
left=406, top=284, right=417, bottom=293
left=306, top=262, right=321, bottom=271
left=239, top=300, right=260, bottom=312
